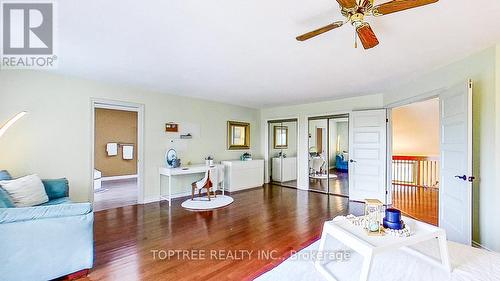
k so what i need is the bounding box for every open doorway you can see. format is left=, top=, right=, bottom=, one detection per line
left=391, top=98, right=440, bottom=225
left=91, top=100, right=144, bottom=211
left=308, top=115, right=349, bottom=196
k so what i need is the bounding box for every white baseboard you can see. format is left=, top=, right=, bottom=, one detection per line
left=143, top=196, right=160, bottom=204
left=101, top=174, right=138, bottom=182
left=472, top=241, right=492, bottom=251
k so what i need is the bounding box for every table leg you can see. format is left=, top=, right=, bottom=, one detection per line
left=438, top=233, right=451, bottom=272
left=314, top=225, right=339, bottom=281
left=317, top=228, right=327, bottom=254
left=359, top=252, right=373, bottom=281
left=168, top=175, right=172, bottom=207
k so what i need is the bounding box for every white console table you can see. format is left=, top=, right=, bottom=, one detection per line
left=159, top=164, right=224, bottom=206
left=221, top=159, right=264, bottom=192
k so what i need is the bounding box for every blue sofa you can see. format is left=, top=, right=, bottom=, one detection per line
left=0, top=171, right=94, bottom=281
left=335, top=154, right=348, bottom=172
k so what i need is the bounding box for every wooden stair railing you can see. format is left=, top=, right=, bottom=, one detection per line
left=392, top=155, right=439, bottom=188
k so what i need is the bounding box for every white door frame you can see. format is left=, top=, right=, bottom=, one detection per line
left=263, top=116, right=300, bottom=186
left=90, top=98, right=145, bottom=204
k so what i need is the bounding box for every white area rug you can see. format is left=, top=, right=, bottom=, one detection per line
left=310, top=174, right=338, bottom=180
left=181, top=195, right=234, bottom=210
left=256, top=239, right=500, bottom=281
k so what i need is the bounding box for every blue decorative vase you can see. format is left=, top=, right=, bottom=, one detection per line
left=383, top=208, right=403, bottom=230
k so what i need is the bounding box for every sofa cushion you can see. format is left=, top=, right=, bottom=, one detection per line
left=0, top=175, right=49, bottom=207
left=38, top=197, right=72, bottom=206
left=0, top=170, right=12, bottom=181
left=0, top=202, right=92, bottom=224
left=0, top=187, right=15, bottom=208
left=42, top=178, right=69, bottom=200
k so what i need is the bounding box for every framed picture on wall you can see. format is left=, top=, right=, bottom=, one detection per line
left=274, top=126, right=288, bottom=149
left=227, top=121, right=250, bottom=150
left=165, top=123, right=178, bottom=132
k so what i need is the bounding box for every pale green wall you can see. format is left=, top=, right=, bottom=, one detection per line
left=0, top=71, right=262, bottom=202
left=384, top=46, right=499, bottom=251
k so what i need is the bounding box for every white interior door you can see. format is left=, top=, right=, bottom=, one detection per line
left=439, top=81, right=473, bottom=245
left=349, top=110, right=387, bottom=202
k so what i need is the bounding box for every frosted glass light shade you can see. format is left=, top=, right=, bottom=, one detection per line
left=0, top=111, right=27, bottom=138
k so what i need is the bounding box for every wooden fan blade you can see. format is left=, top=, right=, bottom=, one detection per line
left=361, top=0, right=374, bottom=8
left=373, top=0, right=438, bottom=16
left=336, top=0, right=357, bottom=9
left=356, top=23, right=379, bottom=49
left=296, top=21, right=344, bottom=41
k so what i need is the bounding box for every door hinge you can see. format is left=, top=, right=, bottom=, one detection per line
left=386, top=118, right=389, bottom=123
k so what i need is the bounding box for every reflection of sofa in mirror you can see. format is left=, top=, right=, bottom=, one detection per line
left=272, top=157, right=297, bottom=182
left=335, top=153, right=348, bottom=172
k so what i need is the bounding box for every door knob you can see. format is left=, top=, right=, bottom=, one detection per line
left=349, top=159, right=356, bottom=163
left=455, top=175, right=467, bottom=181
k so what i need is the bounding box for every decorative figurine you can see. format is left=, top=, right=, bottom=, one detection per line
left=205, top=155, right=214, bottom=166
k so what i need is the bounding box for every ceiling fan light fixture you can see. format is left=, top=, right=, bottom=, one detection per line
left=349, top=13, right=365, bottom=24
left=295, top=0, right=440, bottom=49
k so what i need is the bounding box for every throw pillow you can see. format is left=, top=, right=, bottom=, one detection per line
left=0, top=187, right=15, bottom=208
left=0, top=174, right=49, bottom=207
left=0, top=170, right=12, bottom=180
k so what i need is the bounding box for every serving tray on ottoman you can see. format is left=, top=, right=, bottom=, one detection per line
left=315, top=216, right=451, bottom=281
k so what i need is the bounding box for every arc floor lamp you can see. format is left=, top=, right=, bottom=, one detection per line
left=0, top=111, right=27, bottom=138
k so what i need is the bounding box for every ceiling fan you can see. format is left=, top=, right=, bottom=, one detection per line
left=296, top=0, right=439, bottom=49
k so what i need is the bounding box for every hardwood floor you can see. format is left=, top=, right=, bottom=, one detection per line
left=94, top=179, right=138, bottom=212
left=309, top=169, right=349, bottom=196
left=83, top=184, right=364, bottom=281
left=392, top=184, right=439, bottom=226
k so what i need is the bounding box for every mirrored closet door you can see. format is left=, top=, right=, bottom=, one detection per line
left=268, top=119, right=298, bottom=188
left=308, top=115, right=349, bottom=196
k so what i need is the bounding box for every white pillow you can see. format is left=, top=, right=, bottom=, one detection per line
left=0, top=174, right=49, bottom=207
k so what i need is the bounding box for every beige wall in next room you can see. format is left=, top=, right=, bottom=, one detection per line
left=392, top=98, right=440, bottom=157
left=94, top=108, right=138, bottom=177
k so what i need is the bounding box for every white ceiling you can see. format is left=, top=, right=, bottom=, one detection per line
left=53, top=0, right=500, bottom=108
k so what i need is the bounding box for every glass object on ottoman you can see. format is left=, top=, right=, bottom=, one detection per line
left=364, top=199, right=384, bottom=235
